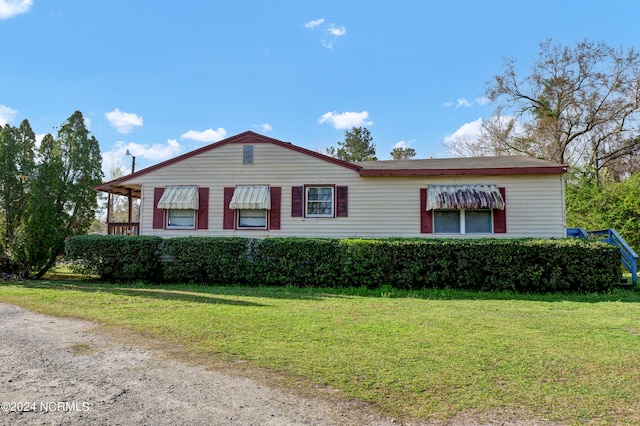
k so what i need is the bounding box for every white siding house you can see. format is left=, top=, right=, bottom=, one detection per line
left=96, top=131, right=568, bottom=239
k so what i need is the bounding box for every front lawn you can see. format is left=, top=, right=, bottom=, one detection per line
left=1, top=280, right=639, bottom=424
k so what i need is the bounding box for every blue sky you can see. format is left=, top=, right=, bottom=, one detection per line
left=1, top=0, right=638, bottom=176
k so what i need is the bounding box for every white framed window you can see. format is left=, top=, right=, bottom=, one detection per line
left=306, top=186, right=334, bottom=217
left=238, top=209, right=267, bottom=229
left=167, top=209, right=195, bottom=229
left=434, top=210, right=492, bottom=234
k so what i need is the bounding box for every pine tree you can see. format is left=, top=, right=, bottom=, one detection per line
left=332, top=127, right=377, bottom=161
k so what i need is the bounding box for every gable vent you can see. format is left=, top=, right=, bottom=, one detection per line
left=243, top=145, right=254, bottom=164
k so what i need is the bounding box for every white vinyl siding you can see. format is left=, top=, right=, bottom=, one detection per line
left=122, top=142, right=565, bottom=238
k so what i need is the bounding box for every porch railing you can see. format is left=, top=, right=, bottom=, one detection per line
left=108, top=222, right=140, bottom=236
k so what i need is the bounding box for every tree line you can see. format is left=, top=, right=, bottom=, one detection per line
left=0, top=111, right=102, bottom=278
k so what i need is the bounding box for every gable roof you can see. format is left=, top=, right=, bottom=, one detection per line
left=95, top=131, right=361, bottom=195
left=95, top=131, right=568, bottom=196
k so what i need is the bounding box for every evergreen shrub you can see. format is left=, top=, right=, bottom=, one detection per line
left=162, top=237, right=251, bottom=284
left=65, top=235, right=162, bottom=281
left=64, top=236, right=621, bottom=293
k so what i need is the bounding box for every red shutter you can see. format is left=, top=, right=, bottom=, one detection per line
left=153, top=188, right=165, bottom=229
left=223, top=187, right=235, bottom=230
left=493, top=187, right=507, bottom=233
left=291, top=186, right=303, bottom=217
left=270, top=187, right=281, bottom=230
left=336, top=186, right=348, bottom=217
left=420, top=188, right=433, bottom=234
left=197, top=187, right=209, bottom=230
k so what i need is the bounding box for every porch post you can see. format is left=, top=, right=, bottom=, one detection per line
left=128, top=188, right=133, bottom=224
left=106, top=190, right=112, bottom=235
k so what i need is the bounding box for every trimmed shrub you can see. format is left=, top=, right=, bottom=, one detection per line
left=340, top=238, right=619, bottom=292
left=252, top=237, right=343, bottom=286
left=64, top=235, right=622, bottom=293
left=339, top=239, right=454, bottom=289
left=162, top=237, right=252, bottom=284
left=66, top=235, right=162, bottom=281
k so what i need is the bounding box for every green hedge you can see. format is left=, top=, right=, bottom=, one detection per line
left=65, top=236, right=622, bottom=293
left=252, top=238, right=344, bottom=286
left=162, top=237, right=252, bottom=284
left=66, top=235, right=162, bottom=281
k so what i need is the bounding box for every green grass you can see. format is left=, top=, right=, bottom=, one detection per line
left=1, top=280, right=640, bottom=424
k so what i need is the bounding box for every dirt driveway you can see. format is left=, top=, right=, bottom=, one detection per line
left=0, top=302, right=402, bottom=426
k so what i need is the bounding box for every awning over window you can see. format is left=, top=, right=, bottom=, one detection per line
left=426, top=184, right=505, bottom=211
left=229, top=185, right=271, bottom=210
left=157, top=186, right=199, bottom=210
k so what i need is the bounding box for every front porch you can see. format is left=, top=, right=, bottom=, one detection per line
left=96, top=180, right=142, bottom=236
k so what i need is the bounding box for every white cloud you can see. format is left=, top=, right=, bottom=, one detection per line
left=328, top=24, right=346, bottom=36
left=130, top=139, right=182, bottom=161
left=254, top=123, right=272, bottom=132
left=0, top=104, right=18, bottom=125
left=393, top=140, right=415, bottom=150
left=105, top=108, right=143, bottom=134
left=0, top=0, right=32, bottom=19
left=443, top=116, right=525, bottom=145
left=102, top=139, right=182, bottom=176
left=180, top=127, right=227, bottom=143
left=443, top=118, right=484, bottom=146
left=305, top=18, right=346, bottom=49
left=318, top=111, right=373, bottom=129
left=304, top=18, right=325, bottom=29
left=443, top=97, right=489, bottom=108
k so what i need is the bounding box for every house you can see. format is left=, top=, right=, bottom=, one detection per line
left=95, top=131, right=568, bottom=239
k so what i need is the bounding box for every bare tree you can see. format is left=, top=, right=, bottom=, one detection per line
left=447, top=39, right=640, bottom=180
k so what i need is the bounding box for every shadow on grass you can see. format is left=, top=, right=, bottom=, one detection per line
left=10, top=281, right=268, bottom=307
left=5, top=277, right=640, bottom=305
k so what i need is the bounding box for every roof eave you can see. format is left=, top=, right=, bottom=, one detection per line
left=359, top=166, right=568, bottom=177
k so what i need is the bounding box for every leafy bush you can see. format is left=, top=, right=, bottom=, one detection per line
left=65, top=236, right=621, bottom=293
left=252, top=237, right=343, bottom=286
left=162, top=237, right=252, bottom=284
left=566, top=171, right=640, bottom=250
left=340, top=238, right=620, bottom=292
left=66, top=235, right=162, bottom=281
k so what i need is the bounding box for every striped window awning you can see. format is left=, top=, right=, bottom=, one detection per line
left=426, top=184, right=505, bottom=211
left=229, top=185, right=271, bottom=210
left=157, top=186, right=199, bottom=210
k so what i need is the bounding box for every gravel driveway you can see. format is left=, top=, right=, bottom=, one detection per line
left=0, top=302, right=401, bottom=426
